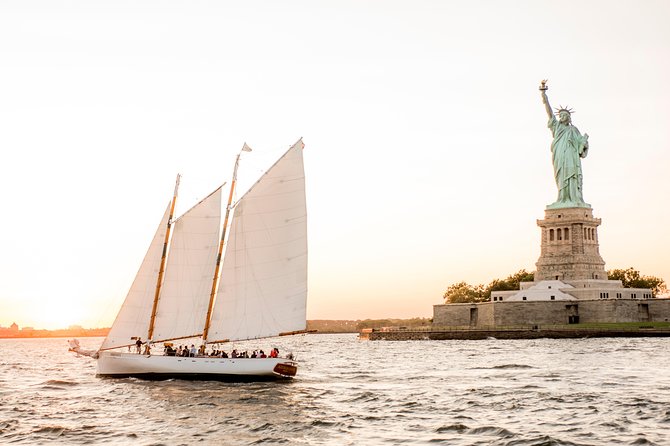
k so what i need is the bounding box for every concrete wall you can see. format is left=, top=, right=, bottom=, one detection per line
left=434, top=301, right=571, bottom=326
left=648, top=300, right=670, bottom=322
left=433, top=303, right=472, bottom=327
left=477, top=303, right=495, bottom=326
left=433, top=299, right=670, bottom=327
left=362, top=327, right=670, bottom=341
left=492, top=301, right=569, bottom=325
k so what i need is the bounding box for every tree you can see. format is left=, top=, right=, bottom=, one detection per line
left=443, top=281, right=487, bottom=303
left=443, top=270, right=536, bottom=303
left=486, top=270, right=534, bottom=296
left=607, top=267, right=667, bottom=296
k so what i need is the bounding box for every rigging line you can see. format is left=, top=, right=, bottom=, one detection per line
left=150, top=333, right=204, bottom=344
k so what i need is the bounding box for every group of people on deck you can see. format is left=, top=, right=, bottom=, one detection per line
left=132, top=338, right=283, bottom=359
left=162, top=344, right=281, bottom=359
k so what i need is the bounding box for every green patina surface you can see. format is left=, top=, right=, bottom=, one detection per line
left=540, top=82, right=590, bottom=209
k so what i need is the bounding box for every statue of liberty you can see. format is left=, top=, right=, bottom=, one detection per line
left=540, top=80, right=590, bottom=209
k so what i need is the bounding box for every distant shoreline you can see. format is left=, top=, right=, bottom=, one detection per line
left=0, top=328, right=109, bottom=339
left=0, top=318, right=432, bottom=339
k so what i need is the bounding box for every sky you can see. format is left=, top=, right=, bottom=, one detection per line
left=1, top=0, right=669, bottom=330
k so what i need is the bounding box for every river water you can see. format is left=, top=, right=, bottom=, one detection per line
left=0, top=334, right=668, bottom=445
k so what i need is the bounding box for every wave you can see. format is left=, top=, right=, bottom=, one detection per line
left=500, top=435, right=589, bottom=446
left=492, top=364, right=534, bottom=369
left=470, top=364, right=535, bottom=370
left=342, top=391, right=381, bottom=403
left=310, top=419, right=339, bottom=427
left=31, top=425, right=81, bottom=437
left=467, top=425, right=515, bottom=437
left=250, top=422, right=273, bottom=432
left=630, top=438, right=657, bottom=445
left=435, top=423, right=468, bottom=433
left=0, top=419, right=19, bottom=434
left=250, top=437, right=289, bottom=444
left=39, top=379, right=79, bottom=387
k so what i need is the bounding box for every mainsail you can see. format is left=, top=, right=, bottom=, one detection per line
left=207, top=139, right=307, bottom=342
left=100, top=203, right=172, bottom=350
left=151, top=187, right=223, bottom=343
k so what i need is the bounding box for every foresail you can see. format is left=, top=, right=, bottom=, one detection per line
left=100, top=203, right=172, bottom=350
left=208, top=140, right=307, bottom=342
left=152, top=187, right=223, bottom=343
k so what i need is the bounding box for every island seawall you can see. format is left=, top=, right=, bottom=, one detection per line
left=359, top=325, right=670, bottom=341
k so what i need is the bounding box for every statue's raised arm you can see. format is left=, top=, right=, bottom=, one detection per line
left=539, top=80, right=553, bottom=120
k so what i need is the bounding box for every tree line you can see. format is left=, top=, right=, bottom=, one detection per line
left=355, top=318, right=432, bottom=330
left=443, top=268, right=667, bottom=303
left=607, top=268, right=666, bottom=296
left=306, top=318, right=432, bottom=333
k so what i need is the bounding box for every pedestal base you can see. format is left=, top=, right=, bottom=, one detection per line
left=535, top=207, right=606, bottom=281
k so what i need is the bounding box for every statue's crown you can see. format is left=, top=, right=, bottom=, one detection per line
left=554, top=105, right=574, bottom=115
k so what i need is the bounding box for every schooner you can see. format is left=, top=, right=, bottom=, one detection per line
left=70, top=139, right=308, bottom=379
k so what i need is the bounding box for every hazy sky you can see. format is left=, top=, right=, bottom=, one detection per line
left=1, top=1, right=669, bottom=329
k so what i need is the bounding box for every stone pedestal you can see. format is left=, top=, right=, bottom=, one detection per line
left=535, top=207, right=607, bottom=281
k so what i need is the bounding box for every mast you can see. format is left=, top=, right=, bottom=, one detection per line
left=202, top=144, right=251, bottom=343
left=147, top=174, right=180, bottom=341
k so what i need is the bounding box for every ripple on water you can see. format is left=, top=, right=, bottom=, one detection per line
left=435, top=423, right=469, bottom=433
left=501, top=435, right=591, bottom=446
left=630, top=437, right=657, bottom=445
left=493, top=364, right=535, bottom=369
left=342, top=391, right=380, bottom=403
left=250, top=437, right=290, bottom=444
left=0, top=419, right=19, bottom=434
left=41, top=379, right=79, bottom=386
left=467, top=425, right=515, bottom=437
left=250, top=422, right=273, bottom=432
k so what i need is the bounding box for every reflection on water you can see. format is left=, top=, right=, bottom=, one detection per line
left=1, top=335, right=669, bottom=445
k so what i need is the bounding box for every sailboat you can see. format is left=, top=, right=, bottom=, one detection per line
left=69, top=139, right=308, bottom=380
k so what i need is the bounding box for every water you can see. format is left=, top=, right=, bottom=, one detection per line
left=1, top=335, right=669, bottom=445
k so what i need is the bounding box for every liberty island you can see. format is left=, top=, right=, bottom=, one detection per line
left=363, top=82, right=670, bottom=340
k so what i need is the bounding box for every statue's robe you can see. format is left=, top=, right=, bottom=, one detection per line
left=548, top=116, right=589, bottom=208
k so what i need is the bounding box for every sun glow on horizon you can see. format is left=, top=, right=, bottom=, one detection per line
left=13, top=299, right=89, bottom=331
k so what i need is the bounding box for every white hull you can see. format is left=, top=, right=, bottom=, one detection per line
left=97, top=351, right=298, bottom=380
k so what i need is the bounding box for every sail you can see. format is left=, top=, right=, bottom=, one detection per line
left=152, top=187, right=223, bottom=342
left=208, top=140, right=307, bottom=342
left=100, top=203, right=172, bottom=351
